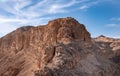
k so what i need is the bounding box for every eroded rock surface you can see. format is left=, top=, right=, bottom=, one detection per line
left=94, top=35, right=120, bottom=66
left=0, top=17, right=120, bottom=76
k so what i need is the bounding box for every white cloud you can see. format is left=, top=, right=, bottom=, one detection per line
left=106, top=17, right=120, bottom=28
left=48, top=5, right=67, bottom=14
left=79, top=0, right=104, bottom=10
left=80, top=5, right=89, bottom=10
left=106, top=23, right=120, bottom=27
left=110, top=18, right=120, bottom=21
left=14, top=0, right=32, bottom=11
left=31, top=0, right=81, bottom=14
left=0, top=24, right=17, bottom=37
left=0, top=0, right=109, bottom=37
left=0, top=17, right=27, bottom=23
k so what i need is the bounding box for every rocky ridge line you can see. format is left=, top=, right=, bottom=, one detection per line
left=0, top=17, right=120, bottom=76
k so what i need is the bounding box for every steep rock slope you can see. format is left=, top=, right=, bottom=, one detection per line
left=0, top=17, right=120, bottom=76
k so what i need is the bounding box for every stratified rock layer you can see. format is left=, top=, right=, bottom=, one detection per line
left=0, top=17, right=120, bottom=76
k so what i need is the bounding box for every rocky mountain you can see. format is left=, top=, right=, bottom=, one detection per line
left=0, top=17, right=120, bottom=76
left=93, top=35, right=120, bottom=66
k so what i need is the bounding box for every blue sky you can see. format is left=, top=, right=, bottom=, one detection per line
left=0, top=0, right=120, bottom=38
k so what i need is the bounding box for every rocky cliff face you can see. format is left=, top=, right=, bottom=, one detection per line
left=0, top=17, right=120, bottom=76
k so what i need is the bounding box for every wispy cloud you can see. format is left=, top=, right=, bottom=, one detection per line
left=0, top=0, right=84, bottom=36
left=0, top=0, right=111, bottom=37
left=110, top=17, right=120, bottom=21
left=106, top=17, right=120, bottom=28
left=79, top=0, right=100, bottom=10
left=106, top=23, right=120, bottom=27
left=0, top=24, right=17, bottom=37
left=80, top=5, right=89, bottom=10
left=79, top=0, right=113, bottom=10
left=0, top=0, right=81, bottom=23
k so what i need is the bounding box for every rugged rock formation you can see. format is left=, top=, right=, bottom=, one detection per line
left=94, top=35, right=120, bottom=66
left=0, top=17, right=120, bottom=76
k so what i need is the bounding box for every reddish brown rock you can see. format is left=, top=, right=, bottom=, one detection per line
left=0, top=17, right=120, bottom=76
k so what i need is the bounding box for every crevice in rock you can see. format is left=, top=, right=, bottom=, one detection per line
left=84, top=37, right=86, bottom=41
left=109, top=55, right=120, bottom=65
left=47, top=46, right=56, bottom=63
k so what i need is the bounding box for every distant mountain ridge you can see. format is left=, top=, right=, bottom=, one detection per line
left=94, top=35, right=120, bottom=42
left=93, top=35, right=120, bottom=65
